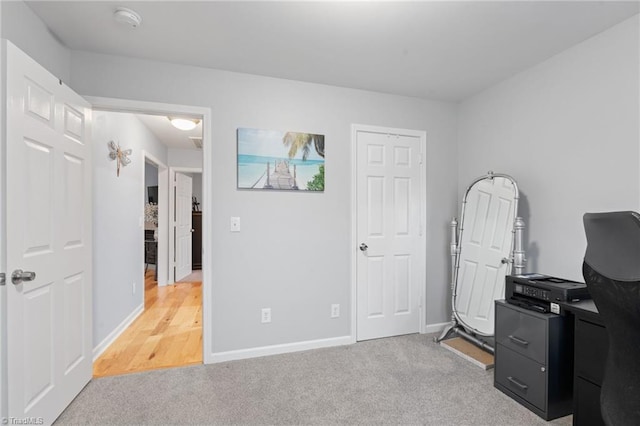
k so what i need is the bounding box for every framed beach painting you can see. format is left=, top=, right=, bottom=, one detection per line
left=237, top=128, right=325, bottom=191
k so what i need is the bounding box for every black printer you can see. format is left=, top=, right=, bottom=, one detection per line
left=505, top=273, right=591, bottom=314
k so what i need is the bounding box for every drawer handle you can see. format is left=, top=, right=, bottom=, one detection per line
left=508, top=335, right=529, bottom=347
left=507, top=376, right=528, bottom=392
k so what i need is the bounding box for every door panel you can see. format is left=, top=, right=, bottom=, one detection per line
left=5, top=41, right=92, bottom=424
left=356, top=129, right=423, bottom=341
left=63, top=273, right=85, bottom=372
left=23, top=285, right=54, bottom=413
left=366, top=256, right=384, bottom=317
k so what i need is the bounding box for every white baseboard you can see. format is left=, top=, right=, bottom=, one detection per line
left=423, top=321, right=452, bottom=335
left=209, top=335, right=354, bottom=364
left=92, top=303, right=144, bottom=361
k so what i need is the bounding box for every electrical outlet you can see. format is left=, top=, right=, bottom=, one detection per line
left=261, top=308, right=271, bottom=323
left=132, top=282, right=136, bottom=295
left=331, top=304, right=340, bottom=318
left=230, top=217, right=241, bottom=232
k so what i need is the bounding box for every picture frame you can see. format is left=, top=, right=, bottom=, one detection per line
left=237, top=128, right=325, bottom=191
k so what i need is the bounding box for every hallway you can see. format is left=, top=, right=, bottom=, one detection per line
left=93, top=271, right=202, bottom=377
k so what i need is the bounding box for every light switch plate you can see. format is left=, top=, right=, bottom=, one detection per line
left=230, top=216, right=241, bottom=232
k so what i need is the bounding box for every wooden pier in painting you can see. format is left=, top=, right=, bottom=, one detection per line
left=263, top=160, right=299, bottom=190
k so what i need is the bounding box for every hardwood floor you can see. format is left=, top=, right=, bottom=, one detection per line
left=93, top=270, right=202, bottom=378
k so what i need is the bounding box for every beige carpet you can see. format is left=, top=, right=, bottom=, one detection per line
left=177, top=270, right=202, bottom=283
left=57, top=334, right=572, bottom=425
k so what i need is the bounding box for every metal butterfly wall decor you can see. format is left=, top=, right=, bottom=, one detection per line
left=107, top=141, right=132, bottom=177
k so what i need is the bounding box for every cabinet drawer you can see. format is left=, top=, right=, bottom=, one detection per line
left=574, top=377, right=604, bottom=426
left=496, top=302, right=547, bottom=364
left=575, top=318, right=608, bottom=386
left=495, top=345, right=547, bottom=411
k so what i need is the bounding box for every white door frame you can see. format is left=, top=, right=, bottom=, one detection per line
left=350, top=124, right=427, bottom=341
left=168, top=167, right=202, bottom=284
left=142, top=152, right=168, bottom=286
left=84, top=96, right=213, bottom=364
left=0, top=39, right=7, bottom=421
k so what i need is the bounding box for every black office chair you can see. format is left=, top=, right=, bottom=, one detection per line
left=583, top=211, right=640, bottom=426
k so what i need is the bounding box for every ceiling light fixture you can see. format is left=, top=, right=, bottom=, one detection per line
left=169, top=117, right=200, bottom=131
left=114, top=7, right=142, bottom=28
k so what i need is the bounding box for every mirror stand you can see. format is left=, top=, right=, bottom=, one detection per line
left=435, top=172, right=526, bottom=353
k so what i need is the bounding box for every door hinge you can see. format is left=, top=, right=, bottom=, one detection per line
left=0, top=272, right=5, bottom=286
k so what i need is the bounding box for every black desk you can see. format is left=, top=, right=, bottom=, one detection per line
left=560, top=300, right=607, bottom=426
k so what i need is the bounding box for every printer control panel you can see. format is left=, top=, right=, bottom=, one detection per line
left=514, top=283, right=550, bottom=301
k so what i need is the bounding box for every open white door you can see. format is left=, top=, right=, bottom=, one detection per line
left=355, top=127, right=424, bottom=341
left=174, top=172, right=193, bottom=281
left=4, top=41, right=92, bottom=424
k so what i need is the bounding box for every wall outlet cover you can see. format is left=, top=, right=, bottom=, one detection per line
left=230, top=216, right=241, bottom=232
left=331, top=304, right=340, bottom=318
left=261, top=308, right=271, bottom=323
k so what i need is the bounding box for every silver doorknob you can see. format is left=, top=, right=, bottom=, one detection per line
left=191, top=229, right=195, bottom=233
left=11, top=269, right=36, bottom=285
left=359, top=243, right=368, bottom=252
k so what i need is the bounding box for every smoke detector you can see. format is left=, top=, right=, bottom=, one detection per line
left=114, top=7, right=142, bottom=28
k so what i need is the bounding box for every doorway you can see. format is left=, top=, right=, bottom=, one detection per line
left=170, top=168, right=203, bottom=284
left=2, top=42, right=213, bottom=423
left=90, top=106, right=209, bottom=377
left=352, top=124, right=427, bottom=341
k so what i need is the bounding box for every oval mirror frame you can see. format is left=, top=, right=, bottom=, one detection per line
left=451, top=172, right=524, bottom=337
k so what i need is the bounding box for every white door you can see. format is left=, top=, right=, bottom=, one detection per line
left=454, top=176, right=516, bottom=335
left=175, top=172, right=193, bottom=281
left=356, top=128, right=424, bottom=341
left=4, top=41, right=92, bottom=424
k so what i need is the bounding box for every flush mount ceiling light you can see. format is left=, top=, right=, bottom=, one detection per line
left=114, top=7, right=142, bottom=28
left=169, top=117, right=200, bottom=131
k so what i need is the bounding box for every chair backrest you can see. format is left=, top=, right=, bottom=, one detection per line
left=583, top=211, right=640, bottom=426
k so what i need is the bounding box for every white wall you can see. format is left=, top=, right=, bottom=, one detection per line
left=0, top=1, right=71, bottom=83
left=92, top=111, right=168, bottom=348
left=168, top=148, right=203, bottom=169
left=458, top=15, right=640, bottom=282
left=70, top=52, right=459, bottom=353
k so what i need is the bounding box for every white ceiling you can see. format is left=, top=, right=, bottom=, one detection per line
left=136, top=113, right=203, bottom=150
left=27, top=0, right=640, bottom=149
left=27, top=1, right=639, bottom=102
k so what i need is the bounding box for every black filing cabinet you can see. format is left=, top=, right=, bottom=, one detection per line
left=494, top=300, right=574, bottom=420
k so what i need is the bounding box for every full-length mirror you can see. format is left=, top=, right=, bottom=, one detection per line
left=437, top=172, right=525, bottom=351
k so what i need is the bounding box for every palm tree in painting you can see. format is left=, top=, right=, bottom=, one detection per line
left=282, top=132, right=324, bottom=160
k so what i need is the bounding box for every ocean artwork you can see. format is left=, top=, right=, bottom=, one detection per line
left=237, top=128, right=325, bottom=191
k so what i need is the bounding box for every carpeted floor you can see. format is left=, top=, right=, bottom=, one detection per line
left=56, top=334, right=572, bottom=425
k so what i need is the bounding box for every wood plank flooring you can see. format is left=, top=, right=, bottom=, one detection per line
left=93, top=270, right=202, bottom=378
